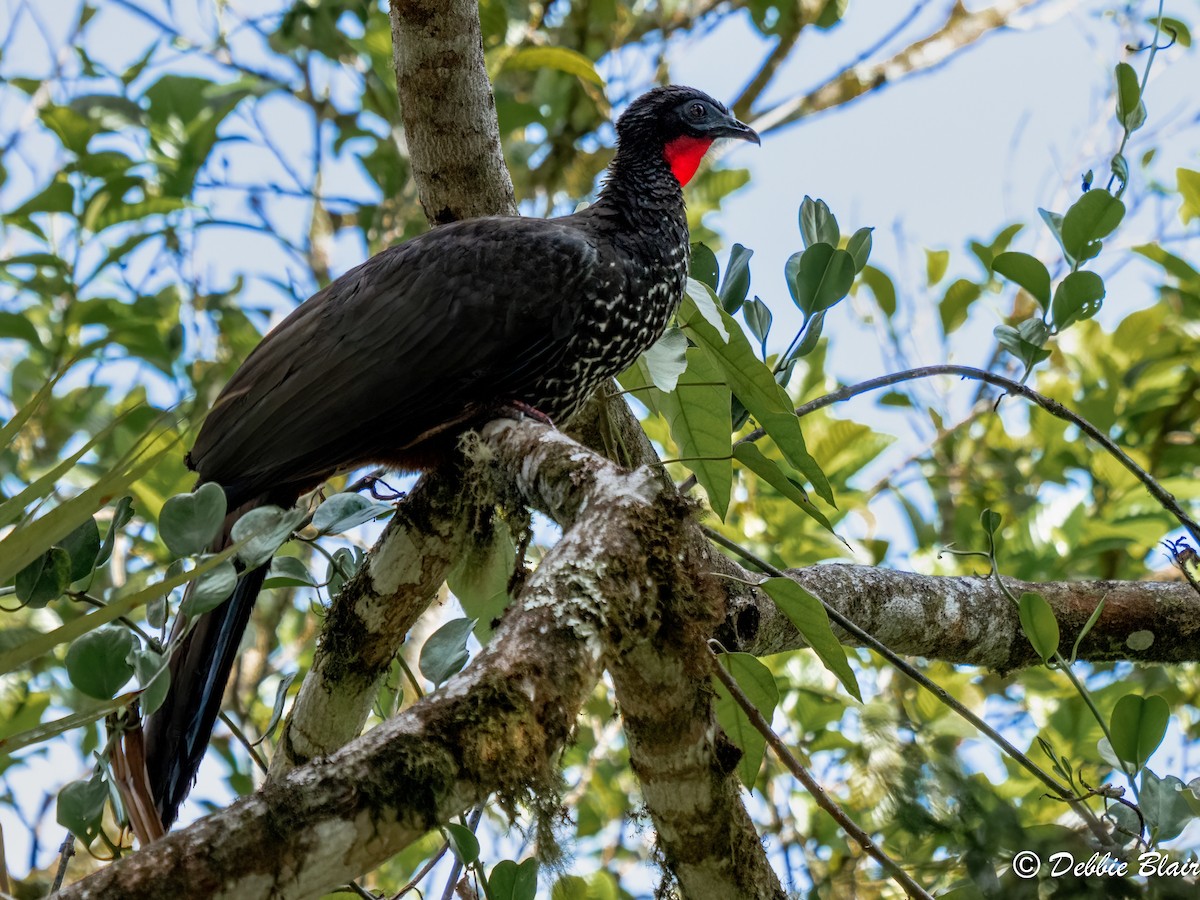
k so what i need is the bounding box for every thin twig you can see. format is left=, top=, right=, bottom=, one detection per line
left=218, top=712, right=269, bottom=775
left=391, top=839, right=451, bottom=899
left=438, top=807, right=483, bottom=900
left=49, top=832, right=75, bottom=893
left=709, top=644, right=933, bottom=899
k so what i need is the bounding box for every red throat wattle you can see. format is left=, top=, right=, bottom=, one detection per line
left=663, top=135, right=714, bottom=186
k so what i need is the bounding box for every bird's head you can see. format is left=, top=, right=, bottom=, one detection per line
left=615, top=85, right=760, bottom=187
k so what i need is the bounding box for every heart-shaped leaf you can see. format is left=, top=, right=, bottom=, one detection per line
left=312, top=493, right=393, bottom=535
left=182, top=558, right=238, bottom=616
left=159, top=482, right=227, bottom=557
left=65, top=625, right=136, bottom=699
left=1109, top=693, right=1169, bottom=771
left=231, top=504, right=305, bottom=567
left=419, top=617, right=477, bottom=687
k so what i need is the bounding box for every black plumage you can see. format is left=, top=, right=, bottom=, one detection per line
left=144, top=85, right=758, bottom=829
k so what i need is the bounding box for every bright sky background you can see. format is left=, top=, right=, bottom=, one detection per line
left=2, top=0, right=1199, bottom=888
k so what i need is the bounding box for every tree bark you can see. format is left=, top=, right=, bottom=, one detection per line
left=389, top=0, right=517, bottom=223
left=726, top=564, right=1200, bottom=670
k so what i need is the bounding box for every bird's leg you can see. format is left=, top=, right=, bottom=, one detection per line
left=497, top=400, right=556, bottom=428
left=367, top=478, right=405, bottom=501
left=345, top=468, right=405, bottom=501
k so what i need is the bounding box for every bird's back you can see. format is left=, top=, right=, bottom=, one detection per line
left=188, top=211, right=685, bottom=505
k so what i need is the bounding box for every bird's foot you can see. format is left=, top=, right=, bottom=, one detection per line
left=348, top=470, right=406, bottom=501
left=499, top=400, right=556, bottom=428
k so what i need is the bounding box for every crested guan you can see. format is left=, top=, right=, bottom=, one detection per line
left=143, top=84, right=759, bottom=829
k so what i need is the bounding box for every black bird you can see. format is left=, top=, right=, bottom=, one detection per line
left=144, top=85, right=759, bottom=829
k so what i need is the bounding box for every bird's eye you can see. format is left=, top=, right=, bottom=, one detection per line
left=688, top=102, right=706, bottom=119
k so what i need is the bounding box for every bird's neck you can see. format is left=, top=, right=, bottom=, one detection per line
left=593, top=149, right=689, bottom=240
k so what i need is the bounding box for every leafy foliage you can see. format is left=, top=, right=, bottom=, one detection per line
left=3, top=1, right=1200, bottom=898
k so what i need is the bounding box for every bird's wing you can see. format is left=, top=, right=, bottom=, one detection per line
left=189, top=217, right=606, bottom=499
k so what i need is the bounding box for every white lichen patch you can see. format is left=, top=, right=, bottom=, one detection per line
left=1127, top=630, right=1155, bottom=651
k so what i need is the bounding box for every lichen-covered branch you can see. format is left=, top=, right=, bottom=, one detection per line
left=481, top=420, right=786, bottom=899
left=60, top=421, right=670, bottom=899
left=724, top=563, right=1200, bottom=670
left=270, top=471, right=472, bottom=776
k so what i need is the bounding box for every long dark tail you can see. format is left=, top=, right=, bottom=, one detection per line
left=143, top=501, right=270, bottom=830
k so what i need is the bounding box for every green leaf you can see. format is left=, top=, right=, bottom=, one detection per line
left=445, top=822, right=480, bottom=864
left=658, top=346, right=733, bottom=518
left=488, top=858, right=539, bottom=900
left=1178, top=168, right=1200, bottom=225
left=65, top=625, right=136, bottom=699
left=718, top=243, right=753, bottom=314
left=447, top=525, right=514, bottom=638
left=679, top=293, right=831, bottom=504
left=1114, top=63, right=1145, bottom=132
left=181, top=559, right=238, bottom=616
left=970, top=223, right=1023, bottom=272
left=1070, top=596, right=1107, bottom=664
left=260, top=671, right=296, bottom=744
left=980, top=508, right=1002, bottom=537
left=230, top=505, right=305, bottom=567
left=503, top=46, right=603, bottom=86
left=994, top=322, right=1050, bottom=369
left=639, top=326, right=688, bottom=392
left=1061, top=191, right=1125, bottom=264
left=132, top=648, right=170, bottom=715
left=1109, top=693, right=1169, bottom=770
left=326, top=547, right=364, bottom=598
left=741, top=297, right=772, bottom=356
left=0, top=548, right=237, bottom=676
left=859, top=265, right=896, bottom=317
left=1148, top=16, right=1191, bottom=47
left=419, top=618, right=477, bottom=687
left=799, top=196, right=839, bottom=248
left=60, top=517, right=101, bottom=583
left=56, top=774, right=109, bottom=841
left=760, top=578, right=860, bottom=700
left=159, top=482, right=228, bottom=557
left=733, top=443, right=833, bottom=534
left=0, top=311, right=43, bottom=347
left=312, top=492, right=393, bottom=535
left=683, top=277, right=728, bottom=341
left=789, top=309, right=825, bottom=361
left=1018, top=591, right=1059, bottom=663
left=40, top=103, right=96, bottom=155
left=11, top=177, right=74, bottom=217
left=992, top=251, right=1051, bottom=309
left=1038, top=207, right=1070, bottom=263
left=263, top=556, right=317, bottom=589
left=786, top=244, right=856, bottom=318
left=846, top=227, right=873, bottom=273
left=15, top=548, right=72, bottom=608
left=712, top=652, right=778, bottom=787
left=96, top=496, right=134, bottom=568
left=1051, top=270, right=1105, bottom=330
left=939, top=279, right=982, bottom=335
left=689, top=243, right=719, bottom=290
left=1140, top=771, right=1193, bottom=841
left=925, top=248, right=950, bottom=286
